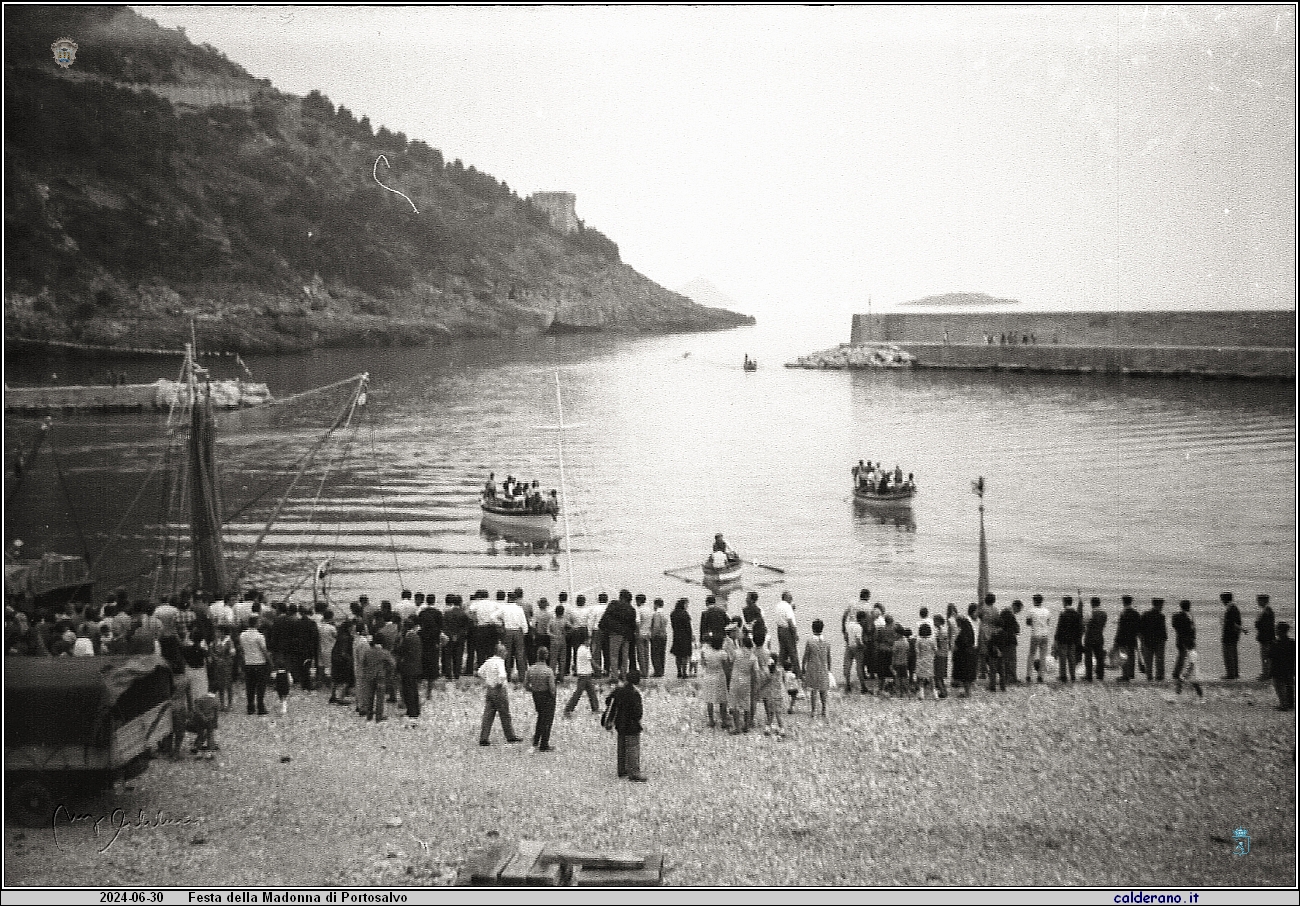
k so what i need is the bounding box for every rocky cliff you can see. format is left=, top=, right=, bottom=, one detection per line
left=3, top=7, right=752, bottom=354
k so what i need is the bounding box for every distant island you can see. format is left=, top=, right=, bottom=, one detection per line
left=899, top=292, right=1021, bottom=308
left=3, top=7, right=752, bottom=355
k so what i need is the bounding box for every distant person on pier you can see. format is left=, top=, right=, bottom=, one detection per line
left=1220, top=592, right=1242, bottom=680
left=1255, top=594, right=1276, bottom=680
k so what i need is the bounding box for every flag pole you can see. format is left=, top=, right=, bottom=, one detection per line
left=974, top=476, right=989, bottom=607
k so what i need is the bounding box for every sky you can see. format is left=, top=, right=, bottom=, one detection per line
left=133, top=5, right=1296, bottom=325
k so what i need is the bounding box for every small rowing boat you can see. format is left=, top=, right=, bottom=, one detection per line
left=702, top=555, right=743, bottom=587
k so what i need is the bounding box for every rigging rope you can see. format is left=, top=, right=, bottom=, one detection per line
left=44, top=430, right=93, bottom=567
left=365, top=404, right=404, bottom=591
left=217, top=372, right=370, bottom=421
left=89, top=449, right=168, bottom=578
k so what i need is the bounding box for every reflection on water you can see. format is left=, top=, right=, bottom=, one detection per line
left=4, top=323, right=1294, bottom=677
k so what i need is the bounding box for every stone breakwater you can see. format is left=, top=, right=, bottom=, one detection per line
left=785, top=343, right=917, bottom=369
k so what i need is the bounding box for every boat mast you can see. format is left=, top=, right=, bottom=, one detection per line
left=187, top=332, right=230, bottom=599
left=554, top=370, right=576, bottom=601
left=974, top=476, right=989, bottom=606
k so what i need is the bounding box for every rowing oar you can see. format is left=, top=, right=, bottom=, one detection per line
left=663, top=563, right=699, bottom=577
left=745, top=559, right=786, bottom=574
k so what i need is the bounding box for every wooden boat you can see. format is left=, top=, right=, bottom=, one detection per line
left=702, top=555, right=743, bottom=587
left=853, top=482, right=917, bottom=506
left=480, top=499, right=560, bottom=538
left=743, top=357, right=757, bottom=372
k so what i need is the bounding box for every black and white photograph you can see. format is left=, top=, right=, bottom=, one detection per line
left=3, top=4, right=1296, bottom=895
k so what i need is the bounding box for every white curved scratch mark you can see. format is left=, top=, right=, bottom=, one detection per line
left=373, top=154, right=419, bottom=213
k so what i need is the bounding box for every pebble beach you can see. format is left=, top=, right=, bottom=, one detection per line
left=5, top=676, right=1294, bottom=888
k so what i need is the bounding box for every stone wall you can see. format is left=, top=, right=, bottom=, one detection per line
left=851, top=310, right=1296, bottom=349
left=900, top=343, right=1294, bottom=379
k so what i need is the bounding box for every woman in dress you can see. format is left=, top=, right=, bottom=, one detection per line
left=727, top=636, right=761, bottom=733
left=699, top=635, right=732, bottom=729
left=669, top=599, right=693, bottom=679
left=952, top=604, right=979, bottom=698
left=331, top=619, right=356, bottom=704
left=801, top=619, right=832, bottom=718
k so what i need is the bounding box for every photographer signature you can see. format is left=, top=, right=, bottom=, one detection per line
left=52, top=806, right=202, bottom=853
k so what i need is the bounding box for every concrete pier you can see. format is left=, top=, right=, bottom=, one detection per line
left=829, top=309, right=1296, bottom=379
left=4, top=379, right=271, bottom=413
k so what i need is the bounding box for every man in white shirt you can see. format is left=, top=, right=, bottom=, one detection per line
left=394, top=590, right=417, bottom=623
left=776, top=592, right=800, bottom=678
left=232, top=599, right=254, bottom=628
left=634, top=594, right=653, bottom=677
left=1025, top=593, right=1052, bottom=683
left=239, top=622, right=270, bottom=715
left=477, top=643, right=522, bottom=746
left=843, top=613, right=867, bottom=692
left=498, top=597, right=529, bottom=681
left=208, top=596, right=234, bottom=629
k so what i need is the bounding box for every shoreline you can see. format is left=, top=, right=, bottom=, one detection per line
left=5, top=672, right=1294, bottom=888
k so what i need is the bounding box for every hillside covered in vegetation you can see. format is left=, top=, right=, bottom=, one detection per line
left=4, top=6, right=752, bottom=353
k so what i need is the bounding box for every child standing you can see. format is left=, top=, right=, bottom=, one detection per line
left=1174, top=640, right=1205, bottom=702
left=273, top=666, right=292, bottom=715
left=188, top=692, right=220, bottom=756
left=758, top=649, right=786, bottom=737
left=915, top=623, right=937, bottom=700
left=611, top=669, right=647, bottom=782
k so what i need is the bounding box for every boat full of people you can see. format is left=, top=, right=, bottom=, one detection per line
left=480, top=472, right=561, bottom=538
left=851, top=459, right=917, bottom=505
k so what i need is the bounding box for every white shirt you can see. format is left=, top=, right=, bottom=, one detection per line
left=1028, top=605, right=1052, bottom=639
left=587, top=604, right=607, bottom=632
left=232, top=601, right=254, bottom=626
left=574, top=644, right=594, bottom=676
left=208, top=601, right=234, bottom=626
left=499, top=603, right=529, bottom=632
left=477, top=654, right=508, bottom=687
left=72, top=637, right=96, bottom=656
left=637, top=604, right=653, bottom=635
left=776, top=601, right=797, bottom=630
left=844, top=621, right=863, bottom=647
left=394, top=599, right=417, bottom=621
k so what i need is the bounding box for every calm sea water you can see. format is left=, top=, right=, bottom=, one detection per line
left=6, top=322, right=1295, bottom=676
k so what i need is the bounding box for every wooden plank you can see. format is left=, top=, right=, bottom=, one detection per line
left=572, top=855, right=664, bottom=887
left=536, top=848, right=646, bottom=869
left=526, top=861, right=564, bottom=887
left=457, top=841, right=515, bottom=886
left=498, top=840, right=546, bottom=886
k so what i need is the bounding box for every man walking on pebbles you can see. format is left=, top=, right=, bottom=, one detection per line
left=478, top=642, right=522, bottom=746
